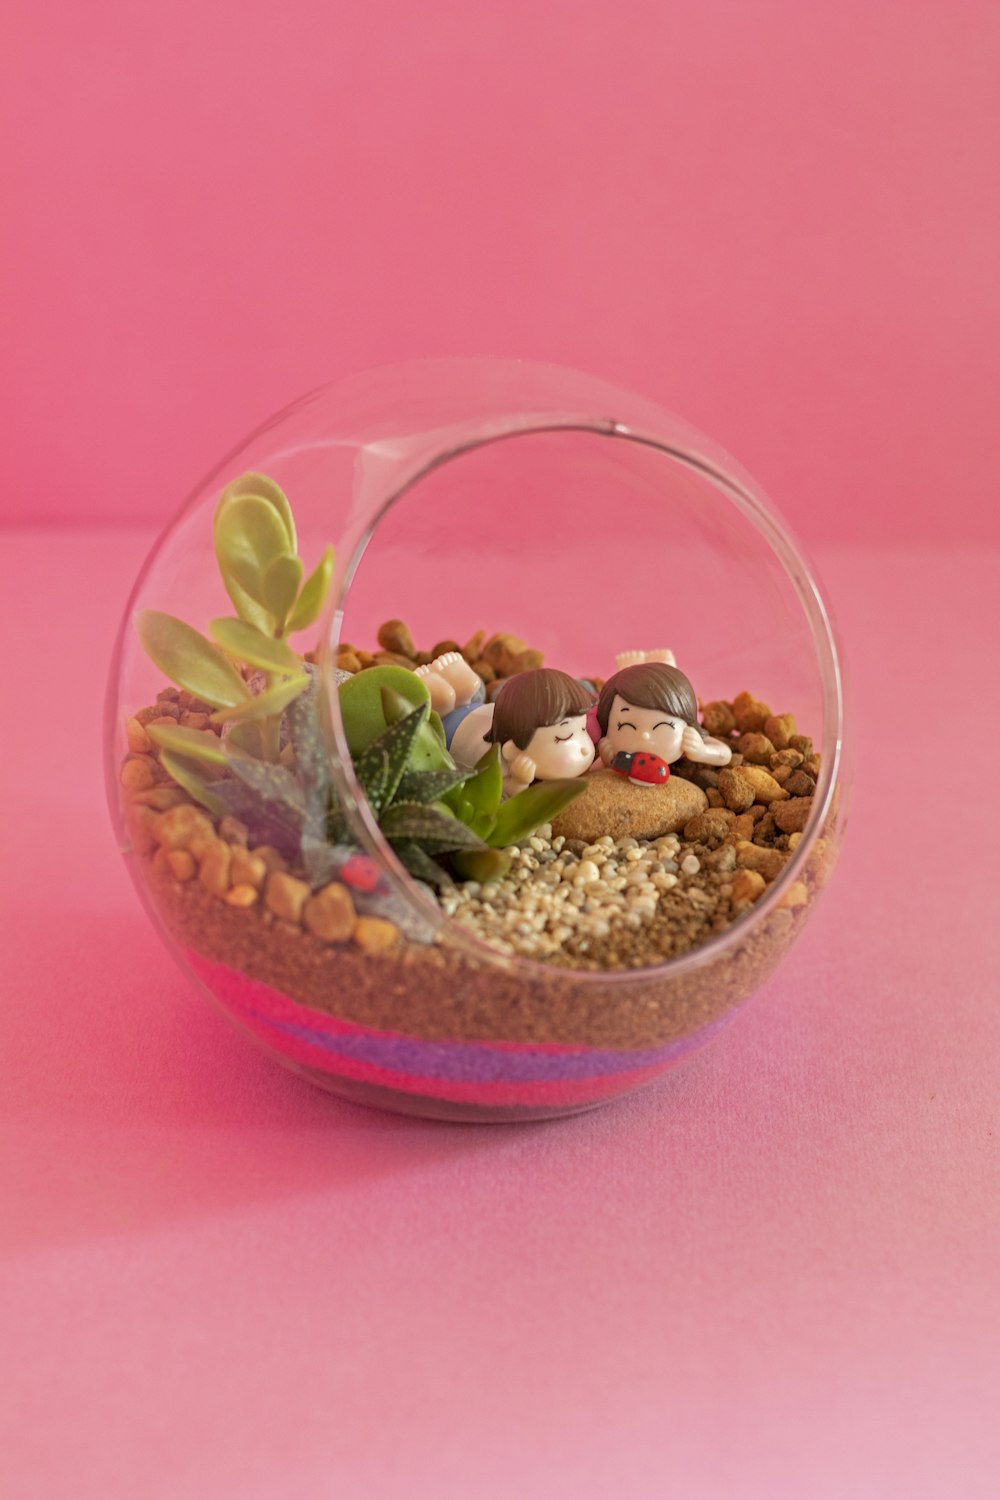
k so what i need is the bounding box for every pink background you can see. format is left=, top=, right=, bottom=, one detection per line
left=3, top=0, right=1000, bottom=544
left=3, top=4, right=999, bottom=1497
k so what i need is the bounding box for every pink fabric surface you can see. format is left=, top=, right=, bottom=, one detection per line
left=2, top=530, right=998, bottom=1498
left=4, top=0, right=1000, bottom=545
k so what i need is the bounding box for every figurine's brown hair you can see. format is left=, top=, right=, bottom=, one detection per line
left=596, top=663, right=705, bottom=739
left=489, top=669, right=595, bottom=750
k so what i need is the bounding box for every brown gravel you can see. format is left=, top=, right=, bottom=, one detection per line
left=120, top=679, right=839, bottom=1051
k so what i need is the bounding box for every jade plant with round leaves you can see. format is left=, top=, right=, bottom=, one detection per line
left=132, top=473, right=587, bottom=887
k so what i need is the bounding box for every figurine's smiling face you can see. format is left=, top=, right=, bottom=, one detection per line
left=606, top=694, right=686, bottom=764
left=525, top=715, right=595, bottom=779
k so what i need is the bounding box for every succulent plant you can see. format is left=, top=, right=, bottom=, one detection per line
left=134, top=472, right=587, bottom=889
left=330, top=690, right=484, bottom=885
left=135, top=471, right=334, bottom=763
left=444, top=742, right=586, bottom=883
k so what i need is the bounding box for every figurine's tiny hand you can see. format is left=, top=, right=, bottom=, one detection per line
left=510, top=751, right=537, bottom=786
left=598, top=736, right=614, bottom=766
left=682, top=724, right=704, bottom=758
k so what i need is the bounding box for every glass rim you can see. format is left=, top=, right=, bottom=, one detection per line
left=316, top=401, right=845, bottom=989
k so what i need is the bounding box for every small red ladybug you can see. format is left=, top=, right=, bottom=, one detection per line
left=611, top=750, right=671, bottom=786
left=339, top=853, right=389, bottom=893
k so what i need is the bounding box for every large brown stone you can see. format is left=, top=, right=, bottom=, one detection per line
left=550, top=767, right=707, bottom=843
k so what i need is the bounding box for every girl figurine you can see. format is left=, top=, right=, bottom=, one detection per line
left=490, top=668, right=596, bottom=793
left=596, top=662, right=732, bottom=786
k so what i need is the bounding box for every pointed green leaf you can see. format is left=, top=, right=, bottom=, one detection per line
left=428, top=710, right=447, bottom=746
left=451, top=846, right=513, bottom=884
left=209, top=779, right=306, bottom=851
left=146, top=722, right=227, bottom=766
left=380, top=686, right=419, bottom=727
left=135, top=610, right=250, bottom=709
left=488, top=778, right=588, bottom=848
left=158, top=751, right=228, bottom=816
left=286, top=545, right=334, bottom=635
left=214, top=494, right=292, bottom=611
left=456, top=742, right=504, bottom=835
left=337, top=667, right=430, bottom=756
left=380, top=802, right=485, bottom=851
left=210, top=672, right=309, bottom=725
left=223, top=745, right=306, bottom=815
left=209, top=617, right=303, bottom=675
left=393, top=841, right=450, bottom=886
left=353, top=744, right=391, bottom=813
left=285, top=684, right=331, bottom=819
left=358, top=702, right=429, bottom=810
left=262, top=554, right=303, bottom=630
left=395, top=767, right=474, bottom=805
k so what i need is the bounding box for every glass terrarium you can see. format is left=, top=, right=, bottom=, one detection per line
left=105, top=358, right=847, bottom=1121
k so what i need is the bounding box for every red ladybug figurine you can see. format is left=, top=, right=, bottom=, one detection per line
left=611, top=750, right=671, bottom=786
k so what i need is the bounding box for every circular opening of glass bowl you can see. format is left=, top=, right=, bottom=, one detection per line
left=300, top=360, right=845, bottom=984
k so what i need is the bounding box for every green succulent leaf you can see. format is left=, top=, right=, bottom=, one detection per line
left=395, top=767, right=474, bottom=805
left=214, top=494, right=292, bottom=614
left=262, top=554, right=303, bottom=630
left=210, top=672, right=310, bottom=726
left=454, top=742, right=504, bottom=835
left=450, top=846, right=513, bottom=884
left=380, top=802, right=486, bottom=852
left=285, top=684, right=331, bottom=819
left=353, top=745, right=391, bottom=813
left=393, top=841, right=450, bottom=887
left=209, top=779, right=306, bottom=852
left=357, top=701, right=430, bottom=809
left=219, top=472, right=297, bottom=552
left=286, top=545, right=334, bottom=635
left=326, top=805, right=352, bottom=846
left=158, top=751, right=228, bottom=816
left=135, top=610, right=251, bottom=709
left=209, top=617, right=303, bottom=675
left=380, top=686, right=420, bottom=727
left=146, top=722, right=227, bottom=766
left=487, top=777, right=588, bottom=849
left=225, top=721, right=265, bottom=757
left=337, top=667, right=431, bottom=757
left=224, top=745, right=306, bottom=815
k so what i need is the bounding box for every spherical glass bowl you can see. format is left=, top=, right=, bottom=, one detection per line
left=106, top=358, right=847, bottom=1121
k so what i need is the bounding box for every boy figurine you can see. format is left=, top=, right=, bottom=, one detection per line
left=489, top=668, right=596, bottom=794
left=450, top=667, right=596, bottom=794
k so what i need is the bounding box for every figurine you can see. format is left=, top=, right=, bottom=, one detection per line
left=596, top=662, right=732, bottom=786
left=487, top=668, right=596, bottom=794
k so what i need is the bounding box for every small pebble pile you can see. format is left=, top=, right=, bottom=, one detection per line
left=122, top=688, right=400, bottom=955
left=333, top=622, right=599, bottom=699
